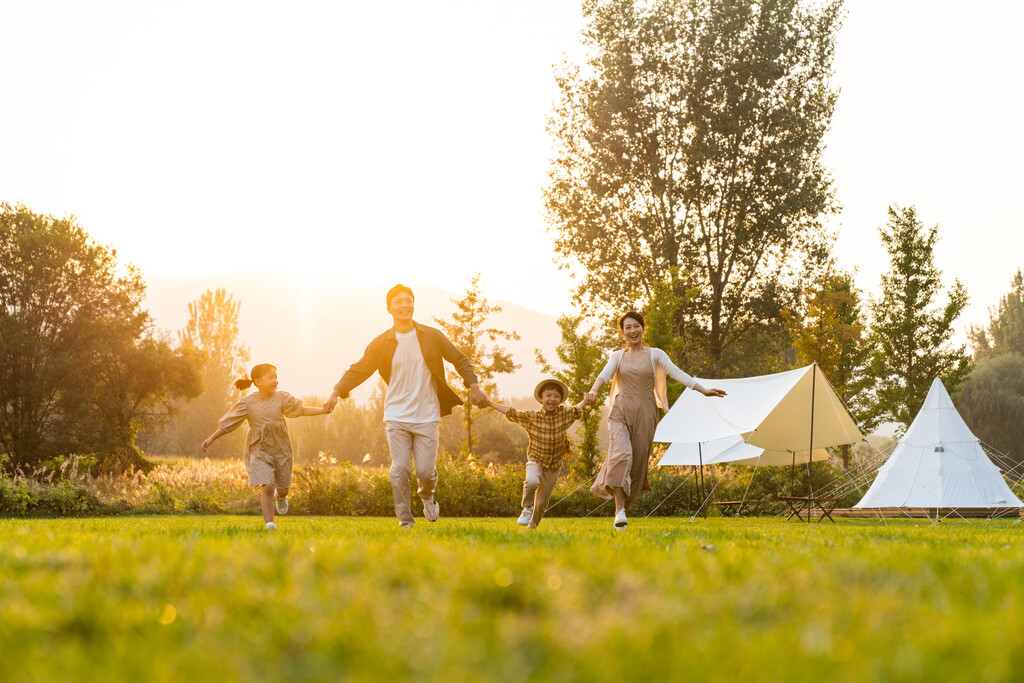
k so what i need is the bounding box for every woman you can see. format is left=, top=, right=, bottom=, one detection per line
left=585, top=311, right=726, bottom=529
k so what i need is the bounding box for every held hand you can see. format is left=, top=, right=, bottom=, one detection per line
left=469, top=384, right=488, bottom=408
left=584, top=392, right=599, bottom=407
left=323, top=394, right=339, bottom=413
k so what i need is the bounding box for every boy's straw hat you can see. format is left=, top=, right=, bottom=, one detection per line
left=534, top=378, right=570, bottom=403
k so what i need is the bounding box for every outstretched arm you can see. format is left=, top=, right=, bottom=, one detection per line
left=438, top=331, right=488, bottom=407
left=659, top=349, right=726, bottom=398
left=584, top=377, right=607, bottom=406
left=202, top=428, right=227, bottom=452
left=300, top=406, right=329, bottom=416
left=486, top=397, right=511, bottom=415
left=325, top=339, right=381, bottom=412
left=694, top=384, right=727, bottom=398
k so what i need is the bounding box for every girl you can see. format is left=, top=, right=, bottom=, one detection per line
left=202, top=363, right=329, bottom=530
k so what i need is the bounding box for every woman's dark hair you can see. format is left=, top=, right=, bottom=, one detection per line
left=538, top=381, right=565, bottom=401
left=234, top=363, right=276, bottom=391
left=618, top=310, right=646, bottom=349
left=386, top=284, right=415, bottom=308
left=618, top=310, right=645, bottom=331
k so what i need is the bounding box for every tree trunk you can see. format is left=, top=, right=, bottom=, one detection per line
left=465, top=405, right=475, bottom=458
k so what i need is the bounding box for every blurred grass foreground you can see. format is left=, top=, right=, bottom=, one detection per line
left=1, top=516, right=1022, bottom=682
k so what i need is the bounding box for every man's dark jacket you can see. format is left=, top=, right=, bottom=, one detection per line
left=333, top=322, right=478, bottom=417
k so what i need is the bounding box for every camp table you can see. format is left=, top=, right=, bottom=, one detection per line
left=781, top=496, right=839, bottom=523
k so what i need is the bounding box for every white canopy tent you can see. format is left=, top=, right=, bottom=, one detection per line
left=854, top=378, right=1023, bottom=510
left=654, top=363, right=864, bottom=463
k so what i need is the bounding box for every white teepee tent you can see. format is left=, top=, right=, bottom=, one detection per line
left=854, top=378, right=1023, bottom=509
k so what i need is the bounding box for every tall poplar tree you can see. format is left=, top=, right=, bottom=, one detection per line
left=867, top=205, right=971, bottom=430
left=172, top=288, right=250, bottom=456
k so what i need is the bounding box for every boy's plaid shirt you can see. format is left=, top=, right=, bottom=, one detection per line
left=505, top=405, right=583, bottom=471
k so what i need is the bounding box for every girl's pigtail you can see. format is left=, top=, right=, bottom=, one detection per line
left=234, top=376, right=253, bottom=391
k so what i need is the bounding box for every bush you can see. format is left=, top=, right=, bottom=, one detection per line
left=0, top=478, right=36, bottom=515
left=35, top=481, right=100, bottom=515
left=94, top=446, right=155, bottom=476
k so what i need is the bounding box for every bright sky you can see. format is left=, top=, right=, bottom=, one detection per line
left=2, top=0, right=1022, bottom=331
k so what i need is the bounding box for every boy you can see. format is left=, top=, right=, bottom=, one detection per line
left=486, top=378, right=588, bottom=529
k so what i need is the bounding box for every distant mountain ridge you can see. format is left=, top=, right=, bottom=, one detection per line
left=143, top=271, right=564, bottom=404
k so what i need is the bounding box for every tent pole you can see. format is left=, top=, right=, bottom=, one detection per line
left=699, top=443, right=706, bottom=519
left=807, top=364, right=817, bottom=521
left=790, top=451, right=795, bottom=495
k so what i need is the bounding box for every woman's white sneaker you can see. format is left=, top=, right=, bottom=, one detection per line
left=517, top=508, right=532, bottom=526
left=614, top=509, right=628, bottom=529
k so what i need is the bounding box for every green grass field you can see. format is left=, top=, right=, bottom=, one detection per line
left=1, top=515, right=1021, bottom=682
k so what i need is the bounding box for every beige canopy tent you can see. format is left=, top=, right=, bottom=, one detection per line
left=654, top=364, right=864, bottom=510
left=654, top=363, right=864, bottom=460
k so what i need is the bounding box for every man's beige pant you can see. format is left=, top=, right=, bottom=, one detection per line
left=385, top=421, right=440, bottom=524
left=521, top=461, right=561, bottom=529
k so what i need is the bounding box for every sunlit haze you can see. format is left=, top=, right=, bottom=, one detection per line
left=2, top=0, right=1022, bottom=328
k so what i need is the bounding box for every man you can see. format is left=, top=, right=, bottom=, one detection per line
left=323, top=284, right=488, bottom=528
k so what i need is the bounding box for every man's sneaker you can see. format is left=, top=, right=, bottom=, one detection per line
left=614, top=509, right=628, bottom=529
left=517, top=508, right=532, bottom=526
left=399, top=521, right=415, bottom=529
left=274, top=492, right=289, bottom=515
left=422, top=497, right=440, bottom=522
left=265, top=521, right=278, bottom=531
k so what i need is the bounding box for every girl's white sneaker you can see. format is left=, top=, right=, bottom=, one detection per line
left=613, top=509, right=627, bottom=529
left=274, top=492, right=289, bottom=515
left=265, top=521, right=278, bottom=531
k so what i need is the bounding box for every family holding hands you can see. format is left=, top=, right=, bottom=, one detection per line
left=203, top=284, right=726, bottom=531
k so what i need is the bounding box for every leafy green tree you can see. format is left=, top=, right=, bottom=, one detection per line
left=957, top=270, right=1024, bottom=467
left=544, top=0, right=842, bottom=376
left=0, top=203, right=200, bottom=469
left=867, top=205, right=972, bottom=430
left=969, top=269, right=1024, bottom=360
left=88, top=334, right=203, bottom=468
left=536, top=314, right=615, bottom=478
left=782, top=267, right=873, bottom=467
left=434, top=274, right=519, bottom=458
left=172, top=289, right=251, bottom=456
left=958, top=353, right=1024, bottom=467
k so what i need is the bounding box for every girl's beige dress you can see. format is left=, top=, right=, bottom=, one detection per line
left=219, top=391, right=304, bottom=488
left=591, top=349, right=659, bottom=505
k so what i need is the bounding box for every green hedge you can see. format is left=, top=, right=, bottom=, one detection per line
left=0, top=452, right=863, bottom=518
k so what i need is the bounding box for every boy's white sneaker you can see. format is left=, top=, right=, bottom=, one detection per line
left=517, top=508, right=532, bottom=526
left=265, top=521, right=278, bottom=531
left=614, top=509, right=627, bottom=529
left=274, top=492, right=289, bottom=515
left=422, top=497, right=440, bottom=522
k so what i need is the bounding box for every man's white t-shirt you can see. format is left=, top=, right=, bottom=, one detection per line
left=384, top=329, right=441, bottom=423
